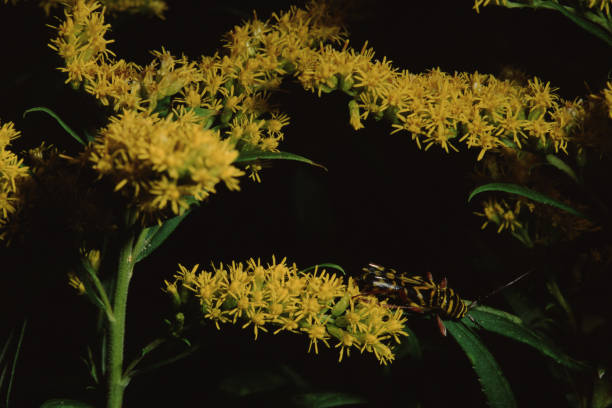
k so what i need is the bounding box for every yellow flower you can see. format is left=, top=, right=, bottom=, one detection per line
left=302, top=323, right=330, bottom=354
left=167, top=257, right=409, bottom=365
left=473, top=0, right=508, bottom=13
left=384, top=308, right=410, bottom=343
left=242, top=309, right=270, bottom=340
left=68, top=272, right=86, bottom=295
left=353, top=56, right=395, bottom=98
left=0, top=120, right=30, bottom=241
left=265, top=112, right=290, bottom=138
left=525, top=77, right=559, bottom=113
left=587, top=0, right=612, bottom=16
left=359, top=327, right=394, bottom=365
left=332, top=328, right=359, bottom=362
left=84, top=109, right=243, bottom=222
left=204, top=300, right=228, bottom=330
left=22, top=0, right=168, bottom=17
left=475, top=199, right=524, bottom=233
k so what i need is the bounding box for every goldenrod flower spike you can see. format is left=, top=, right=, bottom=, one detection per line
left=84, top=109, right=243, bottom=222
left=5, top=0, right=168, bottom=18
left=0, top=120, right=30, bottom=241
left=165, top=257, right=409, bottom=365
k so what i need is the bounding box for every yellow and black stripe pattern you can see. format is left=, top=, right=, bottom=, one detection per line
left=357, top=263, right=468, bottom=320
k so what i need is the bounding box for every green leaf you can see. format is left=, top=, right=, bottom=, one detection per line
left=291, top=392, right=366, bottom=408
left=467, top=182, right=588, bottom=219
left=40, top=399, right=95, bottom=408
left=545, top=154, right=579, bottom=183
left=235, top=150, right=327, bottom=171
left=445, top=320, right=517, bottom=408
left=81, top=347, right=99, bottom=385
left=82, top=129, right=96, bottom=143
left=394, top=325, right=422, bottom=361
left=543, top=1, right=612, bottom=47
left=501, top=1, right=612, bottom=46
left=1, top=320, right=26, bottom=408
left=301, top=263, right=345, bottom=275
left=465, top=306, right=588, bottom=371
left=134, top=208, right=194, bottom=263
left=545, top=275, right=577, bottom=331
left=188, top=107, right=217, bottom=129
left=23, top=107, right=85, bottom=146
left=153, top=96, right=172, bottom=117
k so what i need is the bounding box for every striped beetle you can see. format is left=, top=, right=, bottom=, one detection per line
left=356, top=263, right=529, bottom=336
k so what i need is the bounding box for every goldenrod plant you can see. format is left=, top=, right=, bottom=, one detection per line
left=1, top=0, right=611, bottom=407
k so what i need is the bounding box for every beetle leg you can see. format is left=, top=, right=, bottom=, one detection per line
left=467, top=313, right=485, bottom=331
left=436, top=314, right=447, bottom=336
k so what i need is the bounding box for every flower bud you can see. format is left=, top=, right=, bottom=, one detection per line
left=331, top=294, right=350, bottom=317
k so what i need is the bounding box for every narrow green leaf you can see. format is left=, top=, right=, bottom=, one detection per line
left=0, top=328, right=14, bottom=371
left=543, top=1, right=612, bottom=47
left=153, top=96, right=172, bottom=117
left=394, top=325, right=422, bottom=361
left=82, top=129, right=96, bottom=143
left=301, top=263, right=345, bottom=275
left=23, top=107, right=85, bottom=145
left=465, top=306, right=588, bottom=371
left=501, top=1, right=612, bottom=46
left=545, top=276, right=577, bottom=331
left=445, top=320, right=517, bottom=408
left=6, top=320, right=26, bottom=408
left=40, top=399, right=95, bottom=408
left=134, top=209, right=193, bottom=263
left=0, top=366, right=7, bottom=393
left=467, top=182, right=588, bottom=219
left=545, top=154, right=579, bottom=183
left=1, top=320, right=26, bottom=408
left=82, top=347, right=99, bottom=385
left=235, top=150, right=327, bottom=171
left=189, top=107, right=217, bottom=129
left=291, top=392, right=366, bottom=408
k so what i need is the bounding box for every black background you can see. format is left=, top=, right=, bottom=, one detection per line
left=0, top=1, right=610, bottom=407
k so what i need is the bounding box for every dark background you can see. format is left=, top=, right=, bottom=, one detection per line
left=1, top=1, right=610, bottom=407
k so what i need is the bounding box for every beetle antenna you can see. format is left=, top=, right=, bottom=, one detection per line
left=468, top=269, right=532, bottom=310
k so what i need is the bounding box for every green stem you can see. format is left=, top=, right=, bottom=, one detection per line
left=106, top=217, right=136, bottom=408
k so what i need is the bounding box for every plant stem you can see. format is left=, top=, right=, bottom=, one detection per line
left=106, top=220, right=136, bottom=408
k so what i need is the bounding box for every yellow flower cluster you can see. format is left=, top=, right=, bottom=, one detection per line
left=3, top=0, right=166, bottom=17
left=602, top=81, right=612, bottom=119
left=49, top=0, right=586, bottom=172
left=84, top=109, right=243, bottom=219
left=475, top=195, right=598, bottom=244
left=293, top=39, right=581, bottom=160
left=473, top=0, right=508, bottom=12
left=475, top=199, right=531, bottom=233
left=589, top=0, right=612, bottom=15
left=165, top=257, right=409, bottom=365
left=0, top=120, right=29, bottom=240
left=49, top=1, right=345, bottom=183
left=48, top=1, right=338, bottom=151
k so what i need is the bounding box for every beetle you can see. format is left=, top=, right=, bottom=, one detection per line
left=355, top=263, right=529, bottom=336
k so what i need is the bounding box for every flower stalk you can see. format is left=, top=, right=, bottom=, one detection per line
left=106, top=212, right=137, bottom=408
